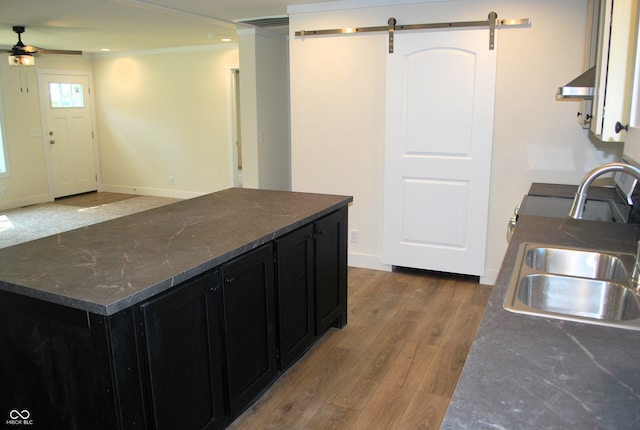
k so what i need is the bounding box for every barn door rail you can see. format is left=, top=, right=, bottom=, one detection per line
left=294, top=12, right=530, bottom=53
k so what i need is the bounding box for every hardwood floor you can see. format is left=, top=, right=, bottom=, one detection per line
left=228, top=267, right=492, bottom=430
left=54, top=191, right=137, bottom=208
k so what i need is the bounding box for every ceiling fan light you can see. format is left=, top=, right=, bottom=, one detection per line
left=8, top=54, right=35, bottom=66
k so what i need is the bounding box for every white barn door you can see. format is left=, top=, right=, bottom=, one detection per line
left=382, top=29, right=497, bottom=276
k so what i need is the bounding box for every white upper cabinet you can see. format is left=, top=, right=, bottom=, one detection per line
left=591, top=0, right=639, bottom=142
left=630, top=7, right=640, bottom=127
left=620, top=8, right=640, bottom=163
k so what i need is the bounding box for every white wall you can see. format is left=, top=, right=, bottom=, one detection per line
left=289, top=0, right=621, bottom=283
left=238, top=28, right=291, bottom=191
left=0, top=46, right=240, bottom=209
left=92, top=46, right=239, bottom=198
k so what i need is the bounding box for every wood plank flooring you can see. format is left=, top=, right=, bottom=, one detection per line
left=49, top=192, right=491, bottom=428
left=228, top=267, right=492, bottom=429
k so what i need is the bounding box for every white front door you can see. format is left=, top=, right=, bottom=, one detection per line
left=39, top=72, right=98, bottom=198
left=382, top=29, right=497, bottom=276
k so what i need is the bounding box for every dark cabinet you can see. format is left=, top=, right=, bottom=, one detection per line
left=0, top=291, right=116, bottom=430
left=275, top=207, right=348, bottom=369
left=315, top=207, right=348, bottom=335
left=138, top=270, right=226, bottom=430
left=221, top=243, right=278, bottom=416
left=138, top=244, right=279, bottom=426
left=275, top=223, right=315, bottom=369
left=0, top=203, right=348, bottom=430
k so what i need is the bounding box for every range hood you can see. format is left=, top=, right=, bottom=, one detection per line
left=556, top=66, right=596, bottom=99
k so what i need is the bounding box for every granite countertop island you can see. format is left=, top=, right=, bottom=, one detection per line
left=441, top=198, right=640, bottom=427
left=0, top=187, right=352, bottom=316
left=0, top=187, right=353, bottom=429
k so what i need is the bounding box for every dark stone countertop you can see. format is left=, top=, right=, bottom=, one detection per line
left=528, top=181, right=619, bottom=200
left=0, top=188, right=352, bottom=316
left=441, top=211, right=640, bottom=427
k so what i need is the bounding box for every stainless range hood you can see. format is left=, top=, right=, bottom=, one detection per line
left=556, top=66, right=596, bottom=99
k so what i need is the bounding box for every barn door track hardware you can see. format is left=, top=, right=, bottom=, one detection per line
left=295, top=12, right=531, bottom=53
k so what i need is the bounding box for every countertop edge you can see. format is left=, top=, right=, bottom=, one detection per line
left=440, top=214, right=640, bottom=429
left=0, top=189, right=353, bottom=316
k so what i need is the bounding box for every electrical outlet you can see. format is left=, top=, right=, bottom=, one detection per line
left=1, top=188, right=6, bottom=197
left=350, top=229, right=359, bottom=243
left=169, top=176, right=174, bottom=185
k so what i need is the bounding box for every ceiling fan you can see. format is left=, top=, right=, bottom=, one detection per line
left=5, top=25, right=82, bottom=66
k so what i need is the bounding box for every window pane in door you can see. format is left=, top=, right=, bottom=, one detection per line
left=49, top=83, right=84, bottom=108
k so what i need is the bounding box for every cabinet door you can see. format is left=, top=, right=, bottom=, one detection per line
left=315, top=207, right=348, bottom=335
left=0, top=291, right=117, bottom=430
left=139, top=271, right=226, bottom=430
left=275, top=223, right=315, bottom=369
left=222, top=244, right=278, bottom=415
left=591, top=0, right=638, bottom=141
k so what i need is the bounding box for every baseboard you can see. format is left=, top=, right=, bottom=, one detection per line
left=100, top=184, right=204, bottom=200
left=349, top=251, right=499, bottom=285
left=348, top=252, right=392, bottom=272
left=480, top=269, right=498, bottom=286
left=0, top=194, right=52, bottom=211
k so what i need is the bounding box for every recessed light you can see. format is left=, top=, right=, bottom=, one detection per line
left=101, top=48, right=111, bottom=52
left=208, top=34, right=218, bottom=40
left=221, top=38, right=232, bottom=42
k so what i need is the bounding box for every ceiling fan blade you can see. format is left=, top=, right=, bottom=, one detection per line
left=8, top=26, right=82, bottom=56
left=33, top=47, right=83, bottom=56
left=21, top=45, right=38, bottom=53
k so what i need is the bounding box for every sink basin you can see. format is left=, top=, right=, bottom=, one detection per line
left=517, top=274, right=640, bottom=321
left=524, top=246, right=630, bottom=280
left=504, top=243, right=640, bottom=330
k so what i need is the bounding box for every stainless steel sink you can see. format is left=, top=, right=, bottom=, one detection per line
left=524, top=246, right=631, bottom=280
left=517, top=274, right=640, bottom=321
left=504, top=243, right=640, bottom=330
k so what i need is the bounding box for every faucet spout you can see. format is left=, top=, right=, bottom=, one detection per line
left=569, top=162, right=640, bottom=219
left=632, top=240, right=640, bottom=294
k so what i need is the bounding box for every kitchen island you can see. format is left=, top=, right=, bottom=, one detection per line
left=441, top=209, right=640, bottom=428
left=0, top=188, right=352, bottom=430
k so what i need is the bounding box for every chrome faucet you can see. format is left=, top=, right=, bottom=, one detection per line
left=569, top=162, right=640, bottom=219
left=632, top=240, right=640, bottom=294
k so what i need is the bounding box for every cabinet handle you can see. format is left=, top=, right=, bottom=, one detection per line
left=615, top=121, right=629, bottom=133
left=225, top=277, right=235, bottom=285
left=317, top=229, right=325, bottom=237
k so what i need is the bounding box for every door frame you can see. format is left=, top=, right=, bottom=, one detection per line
left=226, top=64, right=241, bottom=188
left=37, top=69, right=101, bottom=200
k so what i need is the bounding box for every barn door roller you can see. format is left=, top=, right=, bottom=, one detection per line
left=295, top=12, right=530, bottom=53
